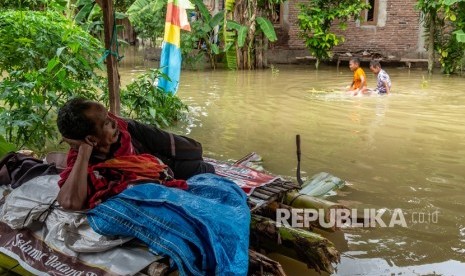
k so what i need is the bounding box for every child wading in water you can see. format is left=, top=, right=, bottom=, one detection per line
left=369, top=60, right=391, bottom=94
left=347, top=57, right=367, bottom=96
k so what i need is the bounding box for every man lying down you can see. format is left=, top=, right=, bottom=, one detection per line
left=56, top=98, right=250, bottom=275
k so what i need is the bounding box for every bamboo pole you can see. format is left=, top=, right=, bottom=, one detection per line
left=250, top=215, right=340, bottom=274
left=284, top=191, right=348, bottom=232
left=257, top=201, right=317, bottom=231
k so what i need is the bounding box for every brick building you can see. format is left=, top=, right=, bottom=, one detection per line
left=267, top=0, right=427, bottom=64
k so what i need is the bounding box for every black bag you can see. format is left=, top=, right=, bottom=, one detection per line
left=0, top=152, right=60, bottom=188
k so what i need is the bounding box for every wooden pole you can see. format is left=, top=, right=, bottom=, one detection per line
left=98, top=0, right=121, bottom=115
left=296, top=134, right=303, bottom=186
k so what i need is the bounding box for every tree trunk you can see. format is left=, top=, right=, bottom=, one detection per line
left=98, top=0, right=120, bottom=114
left=256, top=33, right=264, bottom=69
left=428, top=16, right=435, bottom=74
left=247, top=0, right=257, bottom=69
left=263, top=37, right=269, bottom=68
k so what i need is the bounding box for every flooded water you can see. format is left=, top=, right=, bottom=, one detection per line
left=119, top=47, right=465, bottom=275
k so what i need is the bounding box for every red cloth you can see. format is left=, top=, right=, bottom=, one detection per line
left=58, top=114, right=187, bottom=209
left=87, top=154, right=187, bottom=208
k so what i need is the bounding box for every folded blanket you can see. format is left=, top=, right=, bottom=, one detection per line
left=87, top=173, right=250, bottom=276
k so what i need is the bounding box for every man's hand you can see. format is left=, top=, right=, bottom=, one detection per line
left=62, top=137, right=97, bottom=150
left=61, top=137, right=95, bottom=150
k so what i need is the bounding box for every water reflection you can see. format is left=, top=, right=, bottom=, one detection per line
left=118, top=47, right=465, bottom=275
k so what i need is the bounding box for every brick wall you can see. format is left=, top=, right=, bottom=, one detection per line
left=278, top=0, right=425, bottom=59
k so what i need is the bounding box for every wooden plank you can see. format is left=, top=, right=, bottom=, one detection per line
left=259, top=186, right=283, bottom=193
left=251, top=191, right=272, bottom=200
left=254, top=188, right=274, bottom=196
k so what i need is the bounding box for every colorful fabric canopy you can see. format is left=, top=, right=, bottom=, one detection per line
left=158, top=0, right=194, bottom=94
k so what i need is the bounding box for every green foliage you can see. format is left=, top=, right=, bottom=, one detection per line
left=221, top=1, right=278, bottom=69
left=437, top=36, right=465, bottom=74
left=455, top=30, right=465, bottom=42
left=256, top=17, right=277, bottom=42
left=119, top=69, right=188, bottom=128
left=227, top=20, right=248, bottom=47
left=0, top=0, right=67, bottom=10
left=0, top=10, right=105, bottom=151
left=0, top=135, right=16, bottom=158
left=127, top=0, right=166, bottom=45
left=417, top=0, right=465, bottom=74
left=297, top=0, right=370, bottom=68
left=182, top=0, right=230, bottom=69
left=74, top=0, right=105, bottom=38
left=223, top=0, right=238, bottom=70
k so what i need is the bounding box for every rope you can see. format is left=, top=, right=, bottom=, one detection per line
left=98, top=9, right=124, bottom=64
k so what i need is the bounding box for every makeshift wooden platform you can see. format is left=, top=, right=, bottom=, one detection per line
left=248, top=178, right=300, bottom=211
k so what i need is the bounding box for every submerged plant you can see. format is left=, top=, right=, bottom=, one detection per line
left=270, top=64, right=279, bottom=75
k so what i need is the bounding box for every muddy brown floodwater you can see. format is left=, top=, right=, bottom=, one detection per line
left=119, top=46, right=465, bottom=275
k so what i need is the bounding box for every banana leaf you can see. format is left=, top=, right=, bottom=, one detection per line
left=226, top=20, right=242, bottom=30
left=210, top=11, right=225, bottom=28
left=127, top=0, right=151, bottom=14
left=211, top=44, right=220, bottom=55
left=190, top=0, right=211, bottom=20
left=75, top=3, right=95, bottom=23
left=76, top=0, right=93, bottom=5
left=256, top=17, right=277, bottom=42
left=225, top=47, right=237, bottom=70
left=300, top=172, right=346, bottom=197
left=226, top=20, right=248, bottom=48
left=224, top=0, right=235, bottom=11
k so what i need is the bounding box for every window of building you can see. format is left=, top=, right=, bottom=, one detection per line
left=362, top=0, right=378, bottom=25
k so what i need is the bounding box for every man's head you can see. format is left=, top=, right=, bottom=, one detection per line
left=369, top=60, right=382, bottom=74
left=349, top=57, right=360, bottom=72
left=57, top=98, right=119, bottom=147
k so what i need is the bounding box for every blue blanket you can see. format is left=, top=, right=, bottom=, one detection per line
left=87, top=173, right=250, bottom=276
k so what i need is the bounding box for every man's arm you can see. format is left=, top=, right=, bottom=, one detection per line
left=57, top=143, right=92, bottom=210
left=360, top=74, right=367, bottom=89
left=383, top=81, right=390, bottom=94
left=126, top=119, right=203, bottom=160
left=357, top=74, right=368, bottom=94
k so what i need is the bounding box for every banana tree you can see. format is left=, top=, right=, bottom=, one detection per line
left=127, top=0, right=166, bottom=46
left=223, top=0, right=278, bottom=69
left=186, top=0, right=225, bottom=68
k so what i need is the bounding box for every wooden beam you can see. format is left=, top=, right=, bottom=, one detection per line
left=98, top=0, right=120, bottom=115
